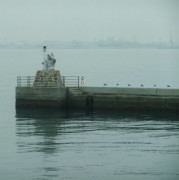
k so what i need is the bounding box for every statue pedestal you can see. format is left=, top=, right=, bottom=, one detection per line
left=33, top=70, right=64, bottom=87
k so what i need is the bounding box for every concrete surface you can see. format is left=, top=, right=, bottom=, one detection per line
left=16, top=86, right=179, bottom=111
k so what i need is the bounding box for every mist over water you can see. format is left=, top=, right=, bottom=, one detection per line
left=1, top=48, right=179, bottom=88
left=0, top=0, right=179, bottom=43
left=0, top=49, right=179, bottom=179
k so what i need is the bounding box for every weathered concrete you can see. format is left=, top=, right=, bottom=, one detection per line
left=80, top=87, right=179, bottom=96
left=16, top=86, right=179, bottom=111
left=68, top=87, right=179, bottom=111
left=16, top=87, right=66, bottom=108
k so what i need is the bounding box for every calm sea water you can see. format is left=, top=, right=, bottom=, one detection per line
left=0, top=49, right=179, bottom=180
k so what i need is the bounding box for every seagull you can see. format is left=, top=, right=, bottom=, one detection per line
left=154, top=85, right=156, bottom=87
left=128, top=84, right=131, bottom=87
left=140, top=84, right=144, bottom=87
left=116, top=83, right=119, bottom=86
left=104, top=83, right=107, bottom=86
left=167, top=85, right=170, bottom=87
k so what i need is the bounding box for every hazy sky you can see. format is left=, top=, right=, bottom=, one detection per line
left=0, top=0, right=178, bottom=43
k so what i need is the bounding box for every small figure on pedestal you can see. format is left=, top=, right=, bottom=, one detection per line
left=42, top=46, right=56, bottom=71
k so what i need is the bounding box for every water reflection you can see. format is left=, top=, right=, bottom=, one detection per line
left=16, top=109, right=71, bottom=154
left=16, top=109, right=179, bottom=180
left=16, top=109, right=179, bottom=154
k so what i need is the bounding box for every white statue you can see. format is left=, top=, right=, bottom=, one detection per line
left=42, top=52, right=56, bottom=71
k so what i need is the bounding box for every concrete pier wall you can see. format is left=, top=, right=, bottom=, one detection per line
left=68, top=87, right=179, bottom=111
left=16, top=87, right=66, bottom=108
left=16, top=86, right=179, bottom=111
left=80, top=87, right=179, bottom=96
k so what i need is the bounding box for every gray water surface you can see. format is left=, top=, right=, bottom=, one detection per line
left=0, top=49, right=179, bottom=180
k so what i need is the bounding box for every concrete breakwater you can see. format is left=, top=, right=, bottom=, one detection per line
left=15, top=47, right=179, bottom=112
left=16, top=86, right=179, bottom=111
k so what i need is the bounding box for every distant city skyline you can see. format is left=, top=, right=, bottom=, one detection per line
left=0, top=34, right=178, bottom=44
left=0, top=36, right=178, bottom=49
left=0, top=0, right=179, bottom=43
